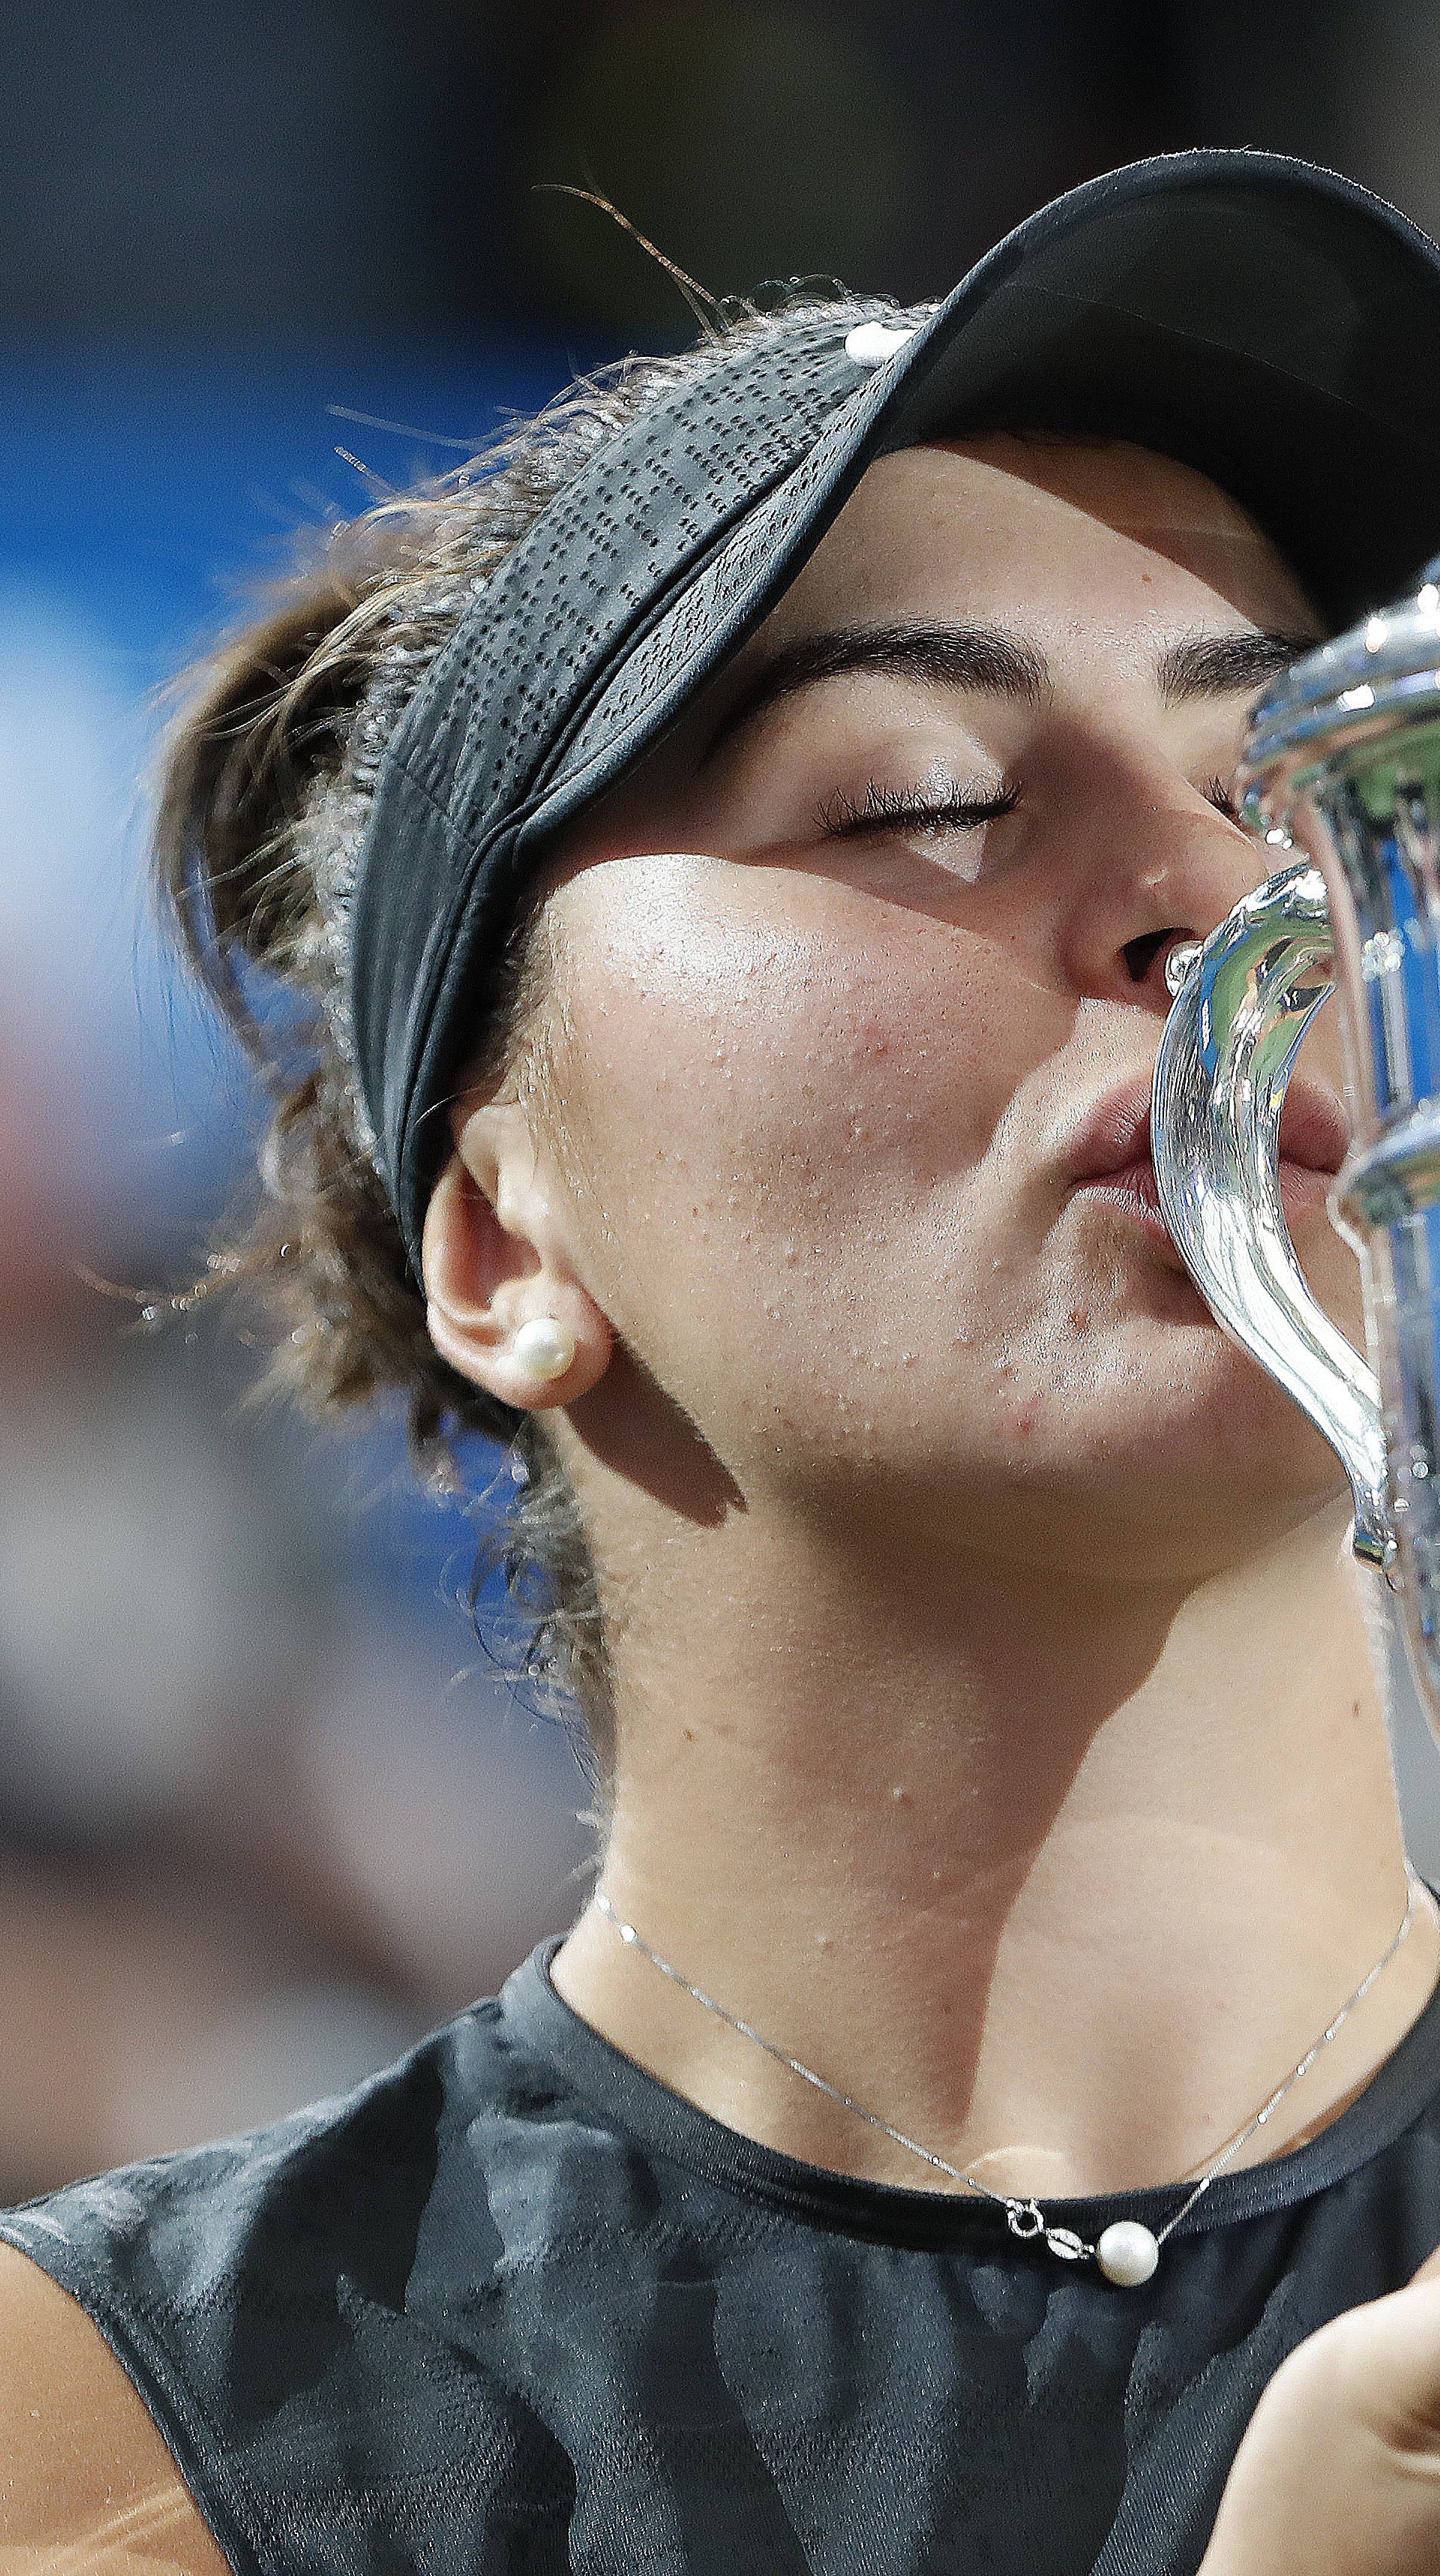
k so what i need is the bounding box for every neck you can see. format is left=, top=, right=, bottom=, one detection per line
left=550, top=1486, right=1438, bottom=2199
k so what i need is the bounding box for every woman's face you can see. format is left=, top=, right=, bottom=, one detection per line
left=520, top=432, right=1355, bottom=1576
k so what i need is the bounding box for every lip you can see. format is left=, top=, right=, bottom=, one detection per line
left=1062, top=1068, right=1352, bottom=1243
left=1064, top=1069, right=1351, bottom=1187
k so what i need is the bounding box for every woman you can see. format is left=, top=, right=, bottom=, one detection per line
left=5, top=147, right=1440, bottom=2575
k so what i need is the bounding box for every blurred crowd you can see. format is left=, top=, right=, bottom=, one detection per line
left=4, top=0, right=1440, bottom=2196
left=0, top=356, right=594, bottom=2200
left=0, top=960, right=593, bottom=2197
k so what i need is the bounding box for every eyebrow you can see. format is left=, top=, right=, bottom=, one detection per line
left=703, top=619, right=1318, bottom=758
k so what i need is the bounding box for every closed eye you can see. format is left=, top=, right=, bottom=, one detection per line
left=1203, top=774, right=1242, bottom=823
left=814, top=774, right=1237, bottom=843
left=815, top=780, right=1022, bottom=839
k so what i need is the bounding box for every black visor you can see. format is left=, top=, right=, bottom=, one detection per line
left=349, top=147, right=1440, bottom=1280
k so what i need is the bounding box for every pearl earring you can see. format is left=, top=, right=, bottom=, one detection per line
left=512, top=1316, right=577, bottom=1383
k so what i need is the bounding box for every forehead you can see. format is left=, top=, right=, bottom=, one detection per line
left=748, top=432, right=1318, bottom=649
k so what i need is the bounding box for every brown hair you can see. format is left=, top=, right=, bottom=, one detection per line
left=150, top=283, right=923, bottom=1811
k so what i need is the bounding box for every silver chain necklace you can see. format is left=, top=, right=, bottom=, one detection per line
left=595, top=1871, right=1421, bottom=2288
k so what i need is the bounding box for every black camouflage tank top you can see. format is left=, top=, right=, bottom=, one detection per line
left=6, top=1933, right=1440, bottom=2575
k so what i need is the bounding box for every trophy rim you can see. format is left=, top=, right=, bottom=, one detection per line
left=1238, top=587, right=1440, bottom=818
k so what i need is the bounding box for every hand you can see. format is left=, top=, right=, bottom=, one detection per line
left=1199, top=2248, right=1440, bottom=2575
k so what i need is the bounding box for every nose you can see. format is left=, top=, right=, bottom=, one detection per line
left=1058, top=762, right=1265, bottom=1016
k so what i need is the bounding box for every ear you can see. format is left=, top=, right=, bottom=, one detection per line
left=420, top=1099, right=614, bottom=1411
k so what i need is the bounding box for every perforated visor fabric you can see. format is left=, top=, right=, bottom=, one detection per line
left=349, top=149, right=1440, bottom=1274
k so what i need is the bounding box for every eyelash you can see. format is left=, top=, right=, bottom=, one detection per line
left=815, top=779, right=1022, bottom=839
left=1203, top=775, right=1242, bottom=821
left=816, top=773, right=1242, bottom=840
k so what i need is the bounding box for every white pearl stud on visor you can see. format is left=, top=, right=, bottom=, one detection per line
left=844, top=321, right=917, bottom=368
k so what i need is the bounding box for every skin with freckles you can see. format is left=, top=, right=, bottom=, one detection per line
left=476, top=455, right=1348, bottom=1573
left=5, top=433, right=1432, bottom=2566
left=5, top=430, right=1437, bottom=2576
left=422, top=433, right=1440, bottom=2206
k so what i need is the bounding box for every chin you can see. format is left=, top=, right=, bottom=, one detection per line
left=964, top=1332, right=1358, bottom=1578
left=1094, top=1391, right=1352, bottom=1574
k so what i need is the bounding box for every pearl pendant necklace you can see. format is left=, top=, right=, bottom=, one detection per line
left=594, top=1875, right=1421, bottom=2289
left=1006, top=2199, right=1161, bottom=2287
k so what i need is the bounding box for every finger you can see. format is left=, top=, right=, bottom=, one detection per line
left=1327, top=2273, right=1440, bottom=2452
left=1199, top=2288, right=1440, bottom=2575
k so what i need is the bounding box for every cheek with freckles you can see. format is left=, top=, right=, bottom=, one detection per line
left=536, top=857, right=1355, bottom=1540
left=538, top=856, right=1041, bottom=1452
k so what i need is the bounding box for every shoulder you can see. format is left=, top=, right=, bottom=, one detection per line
left=0, top=2240, right=231, bottom=2569
left=0, top=1999, right=503, bottom=2313
left=0, top=1991, right=580, bottom=2566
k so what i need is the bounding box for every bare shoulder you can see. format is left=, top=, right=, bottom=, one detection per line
left=0, top=2239, right=233, bottom=2571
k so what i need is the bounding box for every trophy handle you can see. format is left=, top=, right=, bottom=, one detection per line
left=1151, top=859, right=1392, bottom=1569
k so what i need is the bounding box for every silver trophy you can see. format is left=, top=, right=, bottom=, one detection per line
left=1153, top=559, right=1440, bottom=1715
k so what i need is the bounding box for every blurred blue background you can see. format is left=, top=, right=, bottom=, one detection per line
left=4, top=0, right=1440, bottom=2194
